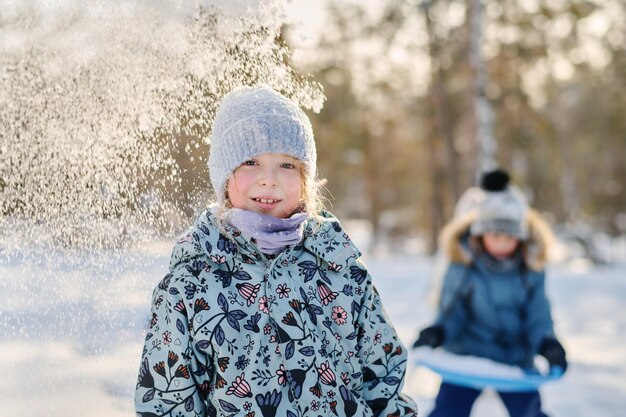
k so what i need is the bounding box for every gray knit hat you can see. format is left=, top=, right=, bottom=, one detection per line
left=470, top=169, right=529, bottom=239
left=208, top=85, right=316, bottom=202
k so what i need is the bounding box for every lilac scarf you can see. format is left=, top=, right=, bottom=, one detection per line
left=226, top=208, right=308, bottom=255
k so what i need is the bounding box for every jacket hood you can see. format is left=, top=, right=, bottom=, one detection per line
left=439, top=208, right=554, bottom=271
left=169, top=207, right=361, bottom=271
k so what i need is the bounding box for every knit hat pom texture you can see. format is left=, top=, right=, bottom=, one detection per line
left=470, top=169, right=529, bottom=239
left=480, top=169, right=510, bottom=192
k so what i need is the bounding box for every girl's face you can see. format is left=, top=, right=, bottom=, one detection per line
left=227, top=153, right=303, bottom=218
left=482, top=233, right=521, bottom=259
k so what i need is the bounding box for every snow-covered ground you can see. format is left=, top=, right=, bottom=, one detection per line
left=1, top=238, right=625, bottom=416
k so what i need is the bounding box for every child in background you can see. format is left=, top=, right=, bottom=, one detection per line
left=413, top=170, right=567, bottom=417
left=135, top=85, right=417, bottom=417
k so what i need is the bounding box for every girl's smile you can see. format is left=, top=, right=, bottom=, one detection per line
left=251, top=196, right=282, bottom=211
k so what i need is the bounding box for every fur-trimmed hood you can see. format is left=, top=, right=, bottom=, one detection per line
left=439, top=208, right=555, bottom=271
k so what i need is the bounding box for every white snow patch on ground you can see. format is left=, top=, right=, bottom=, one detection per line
left=1, top=240, right=625, bottom=416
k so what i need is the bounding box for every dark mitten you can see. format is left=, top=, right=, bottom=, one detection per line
left=412, top=325, right=444, bottom=349
left=539, top=337, right=568, bottom=373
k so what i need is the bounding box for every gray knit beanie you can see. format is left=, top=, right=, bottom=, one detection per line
left=470, top=169, right=529, bottom=239
left=208, top=85, right=316, bottom=203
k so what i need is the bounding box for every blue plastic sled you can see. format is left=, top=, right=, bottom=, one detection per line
left=413, top=348, right=563, bottom=392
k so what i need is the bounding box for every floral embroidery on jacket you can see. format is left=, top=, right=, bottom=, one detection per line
left=135, top=209, right=417, bottom=417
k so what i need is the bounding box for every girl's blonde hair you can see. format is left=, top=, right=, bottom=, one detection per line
left=214, top=162, right=328, bottom=230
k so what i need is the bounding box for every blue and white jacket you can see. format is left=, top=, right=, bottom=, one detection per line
left=135, top=209, right=417, bottom=417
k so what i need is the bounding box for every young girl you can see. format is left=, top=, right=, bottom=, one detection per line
left=135, top=85, right=418, bottom=417
left=413, top=170, right=567, bottom=417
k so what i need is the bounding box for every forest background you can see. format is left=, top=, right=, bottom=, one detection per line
left=162, top=0, right=626, bottom=254
left=2, top=0, right=624, bottom=257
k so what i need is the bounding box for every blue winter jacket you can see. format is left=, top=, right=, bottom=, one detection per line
left=434, top=210, right=556, bottom=368
left=135, top=208, right=417, bottom=417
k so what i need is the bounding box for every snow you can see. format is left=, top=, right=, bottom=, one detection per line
left=1, top=240, right=625, bottom=416
left=2, top=1, right=623, bottom=415
left=0, top=0, right=324, bottom=262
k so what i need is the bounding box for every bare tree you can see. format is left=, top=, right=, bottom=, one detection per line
left=421, top=0, right=461, bottom=200
left=467, top=0, right=497, bottom=182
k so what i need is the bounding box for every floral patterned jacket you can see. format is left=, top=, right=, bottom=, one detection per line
left=135, top=209, right=417, bottom=417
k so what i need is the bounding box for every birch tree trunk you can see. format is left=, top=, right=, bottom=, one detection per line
left=467, top=0, right=497, bottom=182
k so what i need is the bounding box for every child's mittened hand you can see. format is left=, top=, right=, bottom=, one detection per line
left=413, top=325, right=445, bottom=349
left=539, top=337, right=568, bottom=374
